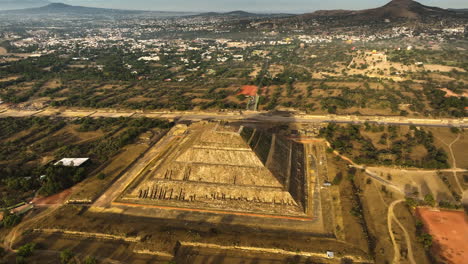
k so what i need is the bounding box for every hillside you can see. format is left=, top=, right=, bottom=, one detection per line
left=301, top=0, right=460, bottom=21
left=0, top=0, right=50, bottom=11
left=0, top=3, right=198, bottom=18
left=195, top=10, right=291, bottom=18
left=3, top=3, right=146, bottom=15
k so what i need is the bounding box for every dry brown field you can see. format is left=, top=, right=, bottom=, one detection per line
left=0, top=76, right=20, bottom=82
left=68, top=142, right=150, bottom=202
left=429, top=128, right=468, bottom=169
left=367, top=167, right=455, bottom=202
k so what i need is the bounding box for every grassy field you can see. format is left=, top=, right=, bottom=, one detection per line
left=0, top=117, right=172, bottom=207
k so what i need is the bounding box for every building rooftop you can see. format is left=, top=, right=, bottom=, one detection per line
left=54, top=158, right=89, bottom=167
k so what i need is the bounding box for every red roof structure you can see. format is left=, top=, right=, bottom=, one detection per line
left=237, top=85, right=258, bottom=96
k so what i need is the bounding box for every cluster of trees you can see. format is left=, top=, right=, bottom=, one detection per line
left=415, top=220, right=433, bottom=251
left=423, top=84, right=466, bottom=117
left=264, top=87, right=282, bottom=110
left=320, top=123, right=449, bottom=169
left=1, top=42, right=465, bottom=116
left=0, top=116, right=173, bottom=208
left=39, top=166, right=86, bottom=196
left=57, top=117, right=172, bottom=164
left=388, top=48, right=467, bottom=69
left=0, top=210, right=22, bottom=228
left=15, top=242, right=36, bottom=264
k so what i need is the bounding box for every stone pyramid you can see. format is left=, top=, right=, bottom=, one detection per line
left=120, top=122, right=309, bottom=217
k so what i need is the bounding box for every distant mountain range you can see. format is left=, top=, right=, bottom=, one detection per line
left=0, top=0, right=50, bottom=11
left=196, top=10, right=291, bottom=18
left=6, top=3, right=143, bottom=15
left=300, top=0, right=463, bottom=21
left=0, top=3, right=290, bottom=18
left=0, top=0, right=465, bottom=21
left=0, top=3, right=195, bottom=17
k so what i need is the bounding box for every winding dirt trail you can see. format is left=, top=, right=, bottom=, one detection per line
left=436, top=133, right=463, bottom=193
left=387, top=199, right=416, bottom=264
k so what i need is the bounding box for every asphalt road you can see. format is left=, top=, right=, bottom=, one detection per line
left=0, top=107, right=466, bottom=127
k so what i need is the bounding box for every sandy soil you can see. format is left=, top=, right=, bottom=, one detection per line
left=429, top=128, right=468, bottom=169
left=237, top=85, right=258, bottom=96
left=416, top=208, right=468, bottom=264
left=0, top=47, right=7, bottom=55
left=68, top=143, right=149, bottom=203
left=424, top=64, right=465, bottom=73
left=367, top=167, right=455, bottom=202
left=32, top=188, right=74, bottom=206
left=0, top=76, right=20, bottom=82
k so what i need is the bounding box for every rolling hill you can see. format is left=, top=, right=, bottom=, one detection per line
left=195, top=10, right=291, bottom=18
left=0, top=0, right=50, bottom=11
left=0, top=3, right=195, bottom=17
left=4, top=3, right=146, bottom=15
left=301, top=0, right=460, bottom=21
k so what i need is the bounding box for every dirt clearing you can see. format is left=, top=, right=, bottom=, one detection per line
left=237, top=85, right=258, bottom=96
left=416, top=208, right=468, bottom=264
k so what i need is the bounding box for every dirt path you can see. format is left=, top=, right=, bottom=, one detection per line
left=3, top=205, right=60, bottom=251
left=387, top=199, right=416, bottom=264
left=325, top=140, right=404, bottom=194
left=436, top=134, right=463, bottom=193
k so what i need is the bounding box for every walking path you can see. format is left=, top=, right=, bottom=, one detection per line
left=387, top=199, right=416, bottom=264
left=436, top=134, right=463, bottom=193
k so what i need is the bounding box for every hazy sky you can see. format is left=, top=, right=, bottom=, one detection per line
left=52, top=0, right=468, bottom=12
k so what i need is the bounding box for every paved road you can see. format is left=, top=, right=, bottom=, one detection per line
left=0, top=107, right=467, bottom=127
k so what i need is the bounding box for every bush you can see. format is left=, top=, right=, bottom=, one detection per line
left=424, top=194, right=435, bottom=206
left=17, top=243, right=36, bottom=257
left=97, top=173, right=106, bottom=180
left=84, top=256, right=98, bottom=264
left=60, top=249, right=75, bottom=264
left=450, top=127, right=460, bottom=134
left=418, top=233, right=433, bottom=249
left=332, top=172, right=343, bottom=185
left=1, top=212, right=21, bottom=228
left=16, top=256, right=26, bottom=264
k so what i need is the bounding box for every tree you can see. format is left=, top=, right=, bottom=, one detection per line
left=97, top=173, right=106, bottom=180
left=16, top=256, right=26, bottom=264
left=60, top=249, right=75, bottom=264
left=424, top=194, right=435, bottom=206
left=418, top=233, right=433, bottom=250
left=2, top=211, right=21, bottom=228
left=17, top=243, right=36, bottom=257
left=332, top=172, right=343, bottom=185
left=450, top=127, right=460, bottom=134
left=84, top=256, right=98, bottom=264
